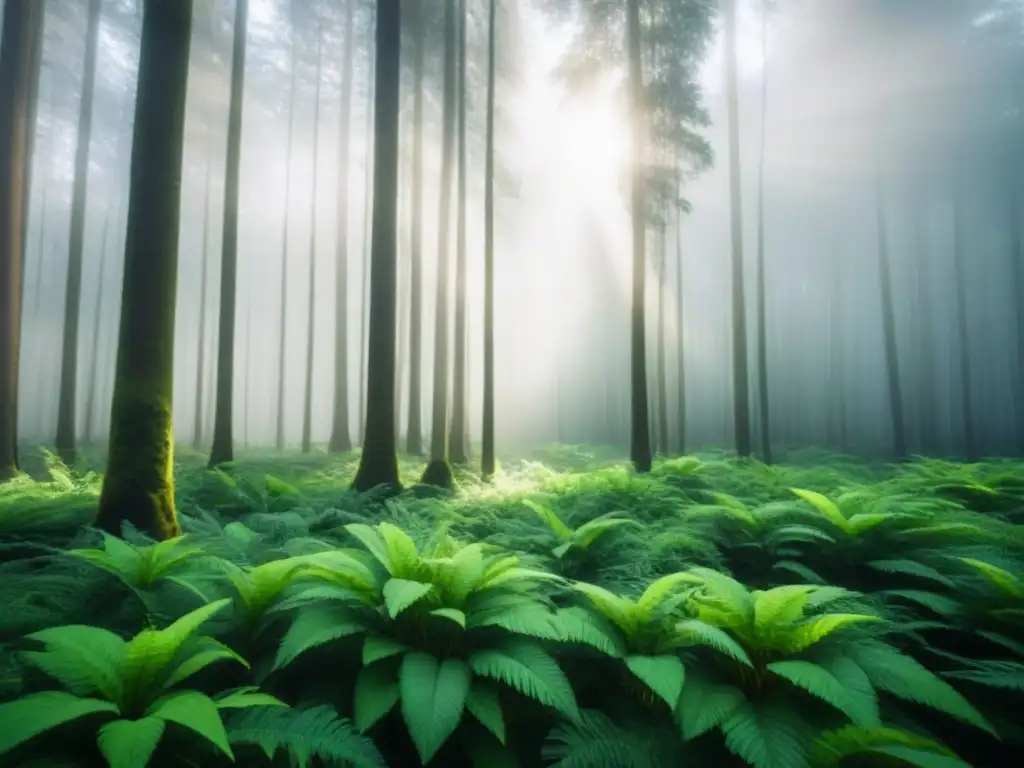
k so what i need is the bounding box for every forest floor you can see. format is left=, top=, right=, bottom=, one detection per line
left=0, top=444, right=1022, bottom=767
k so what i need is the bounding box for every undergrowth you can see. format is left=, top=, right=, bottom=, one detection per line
left=0, top=446, right=1021, bottom=767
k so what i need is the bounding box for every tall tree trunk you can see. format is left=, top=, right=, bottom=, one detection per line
left=275, top=1, right=301, bottom=451
left=874, top=170, right=906, bottom=458
left=674, top=187, right=687, bottom=454
left=406, top=2, right=426, bottom=456
left=481, top=0, right=497, bottom=479
left=95, top=0, right=193, bottom=539
left=626, top=0, right=651, bottom=473
left=754, top=1, right=771, bottom=464
left=328, top=0, right=355, bottom=454
left=828, top=236, right=847, bottom=451
left=358, top=44, right=376, bottom=443
left=351, top=0, right=401, bottom=492
left=0, top=0, right=44, bottom=481
left=301, top=9, right=325, bottom=454
left=1008, top=176, right=1024, bottom=453
left=422, top=0, right=458, bottom=488
left=951, top=174, right=976, bottom=461
left=450, top=0, right=469, bottom=465
left=192, top=134, right=215, bottom=450
left=913, top=191, right=937, bottom=455
left=656, top=220, right=668, bottom=455
left=55, top=0, right=103, bottom=467
left=723, top=0, right=751, bottom=458
left=209, top=0, right=249, bottom=468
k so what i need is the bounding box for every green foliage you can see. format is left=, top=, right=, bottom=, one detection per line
left=3, top=449, right=1021, bottom=766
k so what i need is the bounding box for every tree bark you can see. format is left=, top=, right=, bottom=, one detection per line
left=209, top=0, right=249, bottom=467
left=406, top=2, right=426, bottom=456
left=754, top=2, right=772, bottom=464
left=450, top=0, right=470, bottom=465
left=328, top=0, right=355, bottom=454
left=0, top=0, right=45, bottom=481
left=192, top=133, right=215, bottom=450
left=352, top=0, right=402, bottom=492
left=95, top=0, right=194, bottom=539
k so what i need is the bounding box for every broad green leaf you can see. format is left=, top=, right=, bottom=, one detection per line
left=783, top=614, right=881, bottom=653
left=274, top=605, right=366, bottom=670
left=790, top=489, right=849, bottom=534
left=625, top=655, right=684, bottom=710
left=470, top=640, right=578, bottom=719
left=0, top=692, right=118, bottom=756
left=767, top=661, right=859, bottom=722
left=147, top=690, right=233, bottom=760
left=22, top=625, right=126, bottom=700
left=677, top=669, right=746, bottom=740
left=214, top=687, right=288, bottom=710
left=97, top=716, right=166, bottom=768
left=354, top=662, right=399, bottom=732
left=431, top=608, right=467, bottom=628
left=383, top=579, right=435, bottom=618
left=400, top=653, right=472, bottom=763
left=164, top=637, right=248, bottom=689
left=362, top=634, right=408, bottom=666
left=466, top=681, right=506, bottom=744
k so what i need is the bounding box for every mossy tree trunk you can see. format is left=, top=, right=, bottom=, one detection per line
left=422, top=0, right=458, bottom=489
left=209, top=0, right=249, bottom=468
left=96, top=0, right=194, bottom=540
left=0, top=0, right=44, bottom=482
left=406, top=1, right=426, bottom=457
left=626, top=0, right=652, bottom=473
left=449, top=0, right=470, bottom=466
left=481, top=0, right=497, bottom=480
left=352, top=0, right=401, bottom=492
left=301, top=6, right=325, bottom=455
left=723, top=0, right=752, bottom=458
left=329, top=0, right=355, bottom=454
left=55, top=0, right=103, bottom=467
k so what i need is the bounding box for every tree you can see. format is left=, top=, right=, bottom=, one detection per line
left=0, top=0, right=45, bottom=482
left=753, top=0, right=772, bottom=463
left=209, top=0, right=250, bottom=468
left=405, top=0, right=426, bottom=456
left=352, top=0, right=402, bottom=492
left=951, top=168, right=977, bottom=461
left=95, top=0, right=194, bottom=539
left=301, top=5, right=326, bottom=455
left=481, top=0, right=498, bottom=479
left=55, top=0, right=103, bottom=466
left=449, top=0, right=470, bottom=466
left=723, top=0, right=751, bottom=458
left=192, top=130, right=216, bottom=450
left=873, top=169, right=906, bottom=458
left=328, top=0, right=356, bottom=454
left=421, top=0, right=458, bottom=489
left=674, top=177, right=687, bottom=454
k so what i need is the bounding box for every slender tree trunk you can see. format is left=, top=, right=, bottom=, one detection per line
left=450, top=0, right=469, bottom=465
left=0, top=0, right=45, bottom=481
left=674, top=189, right=687, bottom=454
left=95, top=0, right=194, bottom=539
left=422, top=0, right=458, bottom=488
left=192, top=135, right=215, bottom=450
left=208, top=0, right=249, bottom=468
left=951, top=174, right=976, bottom=461
left=358, top=44, right=376, bottom=443
left=1008, top=176, right=1024, bottom=453
left=482, top=0, right=497, bottom=479
left=656, top=221, right=668, bottom=455
left=351, top=0, right=401, bottom=492
left=913, top=190, right=937, bottom=455
left=626, top=0, right=651, bottom=473
left=301, top=9, right=325, bottom=454
left=828, top=238, right=848, bottom=451
left=328, top=0, right=355, bottom=454
left=55, top=0, right=103, bottom=466
left=874, top=170, right=906, bottom=458
left=723, top=0, right=752, bottom=458
left=406, top=4, right=426, bottom=456
left=275, top=1, right=301, bottom=451
left=754, top=2, right=772, bottom=463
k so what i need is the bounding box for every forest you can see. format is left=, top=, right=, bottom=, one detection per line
left=0, top=0, right=1023, bottom=766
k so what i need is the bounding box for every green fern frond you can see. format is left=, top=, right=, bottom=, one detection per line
left=543, top=710, right=672, bottom=768
left=810, top=725, right=969, bottom=767
left=469, top=639, right=578, bottom=719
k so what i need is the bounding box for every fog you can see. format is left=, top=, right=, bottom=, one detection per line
left=15, top=0, right=1024, bottom=462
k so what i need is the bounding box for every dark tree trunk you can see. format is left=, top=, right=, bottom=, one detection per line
left=754, top=2, right=771, bottom=464
left=421, top=0, right=458, bottom=489
left=951, top=175, right=976, bottom=461
left=626, top=0, right=651, bottom=473
left=301, top=9, right=325, bottom=455
left=874, top=170, right=906, bottom=458
left=95, top=0, right=194, bottom=539
left=482, top=0, right=497, bottom=479
left=192, top=137, right=215, bottom=450
left=55, top=0, right=103, bottom=467
left=0, top=0, right=44, bottom=481
left=723, top=0, right=752, bottom=458
left=275, top=1, right=301, bottom=451
left=209, top=0, right=249, bottom=468
left=358, top=45, right=376, bottom=444
left=450, top=0, right=469, bottom=465
left=674, top=192, right=687, bottom=454
left=656, top=221, right=668, bottom=456
left=328, top=0, right=355, bottom=454
left=406, top=3, right=425, bottom=457
left=352, top=0, right=402, bottom=492
left=913, top=191, right=937, bottom=455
